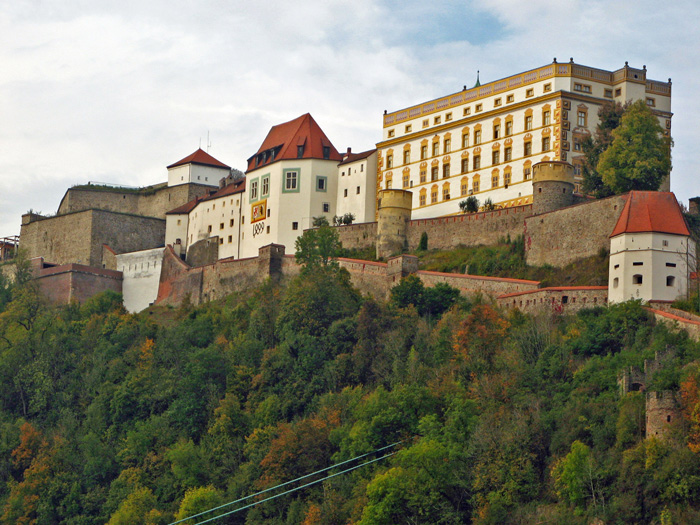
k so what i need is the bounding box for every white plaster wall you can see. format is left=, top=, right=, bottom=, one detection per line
left=609, top=233, right=689, bottom=303
left=336, top=152, right=378, bottom=223
left=116, top=247, right=165, bottom=312
left=165, top=214, right=188, bottom=246
left=168, top=165, right=190, bottom=187
left=167, top=164, right=226, bottom=187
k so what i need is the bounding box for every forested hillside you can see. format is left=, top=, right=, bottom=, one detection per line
left=1, top=257, right=700, bottom=524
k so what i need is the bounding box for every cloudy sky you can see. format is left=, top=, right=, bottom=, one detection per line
left=2, top=0, right=699, bottom=236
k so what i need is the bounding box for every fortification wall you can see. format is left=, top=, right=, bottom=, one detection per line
left=497, top=286, right=609, bottom=314
left=525, top=194, right=627, bottom=267
left=646, top=391, right=680, bottom=438
left=57, top=183, right=212, bottom=218
left=20, top=210, right=165, bottom=267
left=20, top=211, right=95, bottom=266
left=338, top=258, right=390, bottom=299
left=335, top=223, right=377, bottom=251
left=35, top=264, right=122, bottom=304
left=417, top=270, right=539, bottom=297
left=647, top=307, right=700, bottom=341
left=406, top=205, right=532, bottom=251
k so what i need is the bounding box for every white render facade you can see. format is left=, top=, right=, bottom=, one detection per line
left=609, top=232, right=689, bottom=304
left=116, top=247, right=165, bottom=312
left=336, top=150, right=378, bottom=223
left=167, top=163, right=226, bottom=188
left=377, top=60, right=672, bottom=219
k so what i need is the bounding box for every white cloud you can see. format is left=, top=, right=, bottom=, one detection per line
left=1, top=0, right=699, bottom=237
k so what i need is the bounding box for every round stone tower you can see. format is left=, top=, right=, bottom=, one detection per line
left=376, top=189, right=413, bottom=259
left=532, top=160, right=575, bottom=215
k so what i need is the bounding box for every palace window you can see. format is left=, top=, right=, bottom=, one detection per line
left=462, top=133, right=469, bottom=149
left=525, top=115, right=533, bottom=130
left=419, top=189, right=427, bottom=206
left=443, top=163, right=450, bottom=178
left=492, top=150, right=500, bottom=165
left=421, top=145, right=428, bottom=159
left=387, top=154, right=393, bottom=168
left=476, top=104, right=483, bottom=112
left=434, top=116, right=441, bottom=125
left=507, top=94, right=514, bottom=103
left=473, top=176, right=480, bottom=193
left=473, top=155, right=481, bottom=170
left=542, top=137, right=550, bottom=151
left=504, top=147, right=512, bottom=161
left=443, top=185, right=450, bottom=200
left=524, top=141, right=532, bottom=156
left=574, top=83, right=591, bottom=93
left=431, top=166, right=439, bottom=181
left=504, top=171, right=511, bottom=186
left=403, top=150, right=410, bottom=164
left=420, top=169, right=427, bottom=183
left=431, top=185, right=438, bottom=203
left=432, top=142, right=439, bottom=156
left=444, top=138, right=451, bottom=153
left=405, top=124, right=412, bottom=132
left=446, top=112, right=453, bottom=121
left=544, top=83, right=552, bottom=92
left=524, top=166, right=531, bottom=180
left=423, top=119, right=429, bottom=128
left=493, top=124, right=500, bottom=139
left=461, top=158, right=469, bottom=173
left=463, top=107, right=471, bottom=116
left=526, top=88, right=534, bottom=97
left=387, top=129, right=395, bottom=138
left=474, top=130, right=481, bottom=144
left=461, top=178, right=468, bottom=196
left=492, top=174, right=499, bottom=188
left=505, top=120, right=513, bottom=136
left=403, top=172, right=410, bottom=188
left=577, top=110, right=587, bottom=127
left=543, top=110, right=551, bottom=126
left=494, top=98, right=502, bottom=107
left=604, top=89, right=613, bottom=98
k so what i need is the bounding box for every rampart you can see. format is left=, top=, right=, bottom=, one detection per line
left=57, top=183, right=213, bottom=219
left=20, top=210, right=165, bottom=267
left=157, top=245, right=542, bottom=307
left=335, top=223, right=378, bottom=251
left=33, top=262, right=122, bottom=304
left=497, top=286, right=609, bottom=314
left=647, top=306, right=700, bottom=341
left=524, top=194, right=627, bottom=267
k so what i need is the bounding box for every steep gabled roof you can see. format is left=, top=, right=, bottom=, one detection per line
left=201, top=179, right=245, bottom=202
left=167, top=148, right=231, bottom=170
left=166, top=197, right=203, bottom=215
left=246, top=113, right=342, bottom=172
left=610, top=191, right=690, bottom=237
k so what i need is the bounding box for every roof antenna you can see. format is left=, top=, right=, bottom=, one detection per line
left=199, top=137, right=201, bottom=149
left=207, top=131, right=212, bottom=153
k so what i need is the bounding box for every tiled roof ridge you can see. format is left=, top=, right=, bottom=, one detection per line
left=610, top=191, right=690, bottom=237
left=167, top=148, right=231, bottom=170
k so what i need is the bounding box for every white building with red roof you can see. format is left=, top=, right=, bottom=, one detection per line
left=167, top=148, right=231, bottom=188
left=336, top=148, right=378, bottom=223
left=609, top=191, right=691, bottom=303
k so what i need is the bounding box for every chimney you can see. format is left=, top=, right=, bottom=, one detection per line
left=344, top=147, right=351, bottom=161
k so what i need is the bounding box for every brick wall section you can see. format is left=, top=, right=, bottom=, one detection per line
left=335, top=222, right=378, bottom=250
left=407, top=205, right=532, bottom=251
left=20, top=210, right=165, bottom=267
left=57, top=183, right=213, bottom=218
left=497, top=286, right=609, bottom=314
left=34, top=264, right=122, bottom=304
left=524, top=194, right=627, bottom=267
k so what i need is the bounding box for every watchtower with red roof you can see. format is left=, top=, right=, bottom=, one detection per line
left=608, top=191, right=691, bottom=303
left=167, top=148, right=231, bottom=188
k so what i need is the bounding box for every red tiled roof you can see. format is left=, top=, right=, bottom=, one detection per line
left=246, top=113, right=342, bottom=172
left=498, top=286, right=608, bottom=299
left=202, top=179, right=245, bottom=202
left=338, top=149, right=376, bottom=166
left=610, top=191, right=690, bottom=237
left=166, top=197, right=202, bottom=215
left=167, top=148, right=231, bottom=170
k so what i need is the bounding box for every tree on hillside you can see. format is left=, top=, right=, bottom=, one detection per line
left=597, top=99, right=672, bottom=194
left=581, top=101, right=626, bottom=197
left=294, top=223, right=342, bottom=272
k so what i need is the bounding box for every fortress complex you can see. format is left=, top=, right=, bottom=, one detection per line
left=377, top=59, right=672, bottom=218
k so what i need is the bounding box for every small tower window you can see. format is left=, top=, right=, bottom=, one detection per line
left=633, top=274, right=643, bottom=285
left=667, top=276, right=676, bottom=287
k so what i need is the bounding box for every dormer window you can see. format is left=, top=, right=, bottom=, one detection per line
left=323, top=146, right=330, bottom=160
left=297, top=145, right=304, bottom=158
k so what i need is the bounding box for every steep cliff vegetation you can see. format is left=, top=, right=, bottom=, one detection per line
left=0, top=266, right=700, bottom=524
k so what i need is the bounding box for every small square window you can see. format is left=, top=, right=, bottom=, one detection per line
left=475, top=104, right=482, bottom=112
left=646, top=97, right=655, bottom=107
left=219, top=237, right=223, bottom=245
left=356, top=186, right=361, bottom=194
left=526, top=89, right=534, bottom=97
left=494, top=98, right=502, bottom=107
left=463, top=107, right=471, bottom=116
left=445, top=112, right=452, bottom=121
left=405, top=124, right=412, bottom=132
left=292, top=222, right=298, bottom=230
left=422, top=119, right=429, bottom=128
left=323, top=203, right=330, bottom=213
left=388, top=129, right=395, bottom=138
left=506, top=94, right=514, bottom=103
left=615, top=88, right=622, bottom=97
left=544, top=83, right=551, bottom=92
left=434, top=116, right=441, bottom=124
left=604, top=89, right=613, bottom=98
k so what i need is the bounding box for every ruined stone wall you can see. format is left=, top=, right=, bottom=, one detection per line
left=646, top=391, right=680, bottom=438
left=497, top=286, right=609, bottom=314
left=20, top=210, right=165, bottom=267
left=57, top=183, right=212, bottom=218
left=406, top=206, right=532, bottom=251
left=525, top=194, right=627, bottom=267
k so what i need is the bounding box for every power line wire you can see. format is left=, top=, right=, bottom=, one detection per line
left=168, top=441, right=402, bottom=525
left=193, top=451, right=397, bottom=525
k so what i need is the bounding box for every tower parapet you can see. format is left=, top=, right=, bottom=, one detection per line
left=532, top=161, right=575, bottom=215
left=376, top=189, right=412, bottom=259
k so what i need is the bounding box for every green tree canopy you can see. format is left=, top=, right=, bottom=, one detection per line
left=597, top=99, right=672, bottom=194
left=581, top=101, right=626, bottom=197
